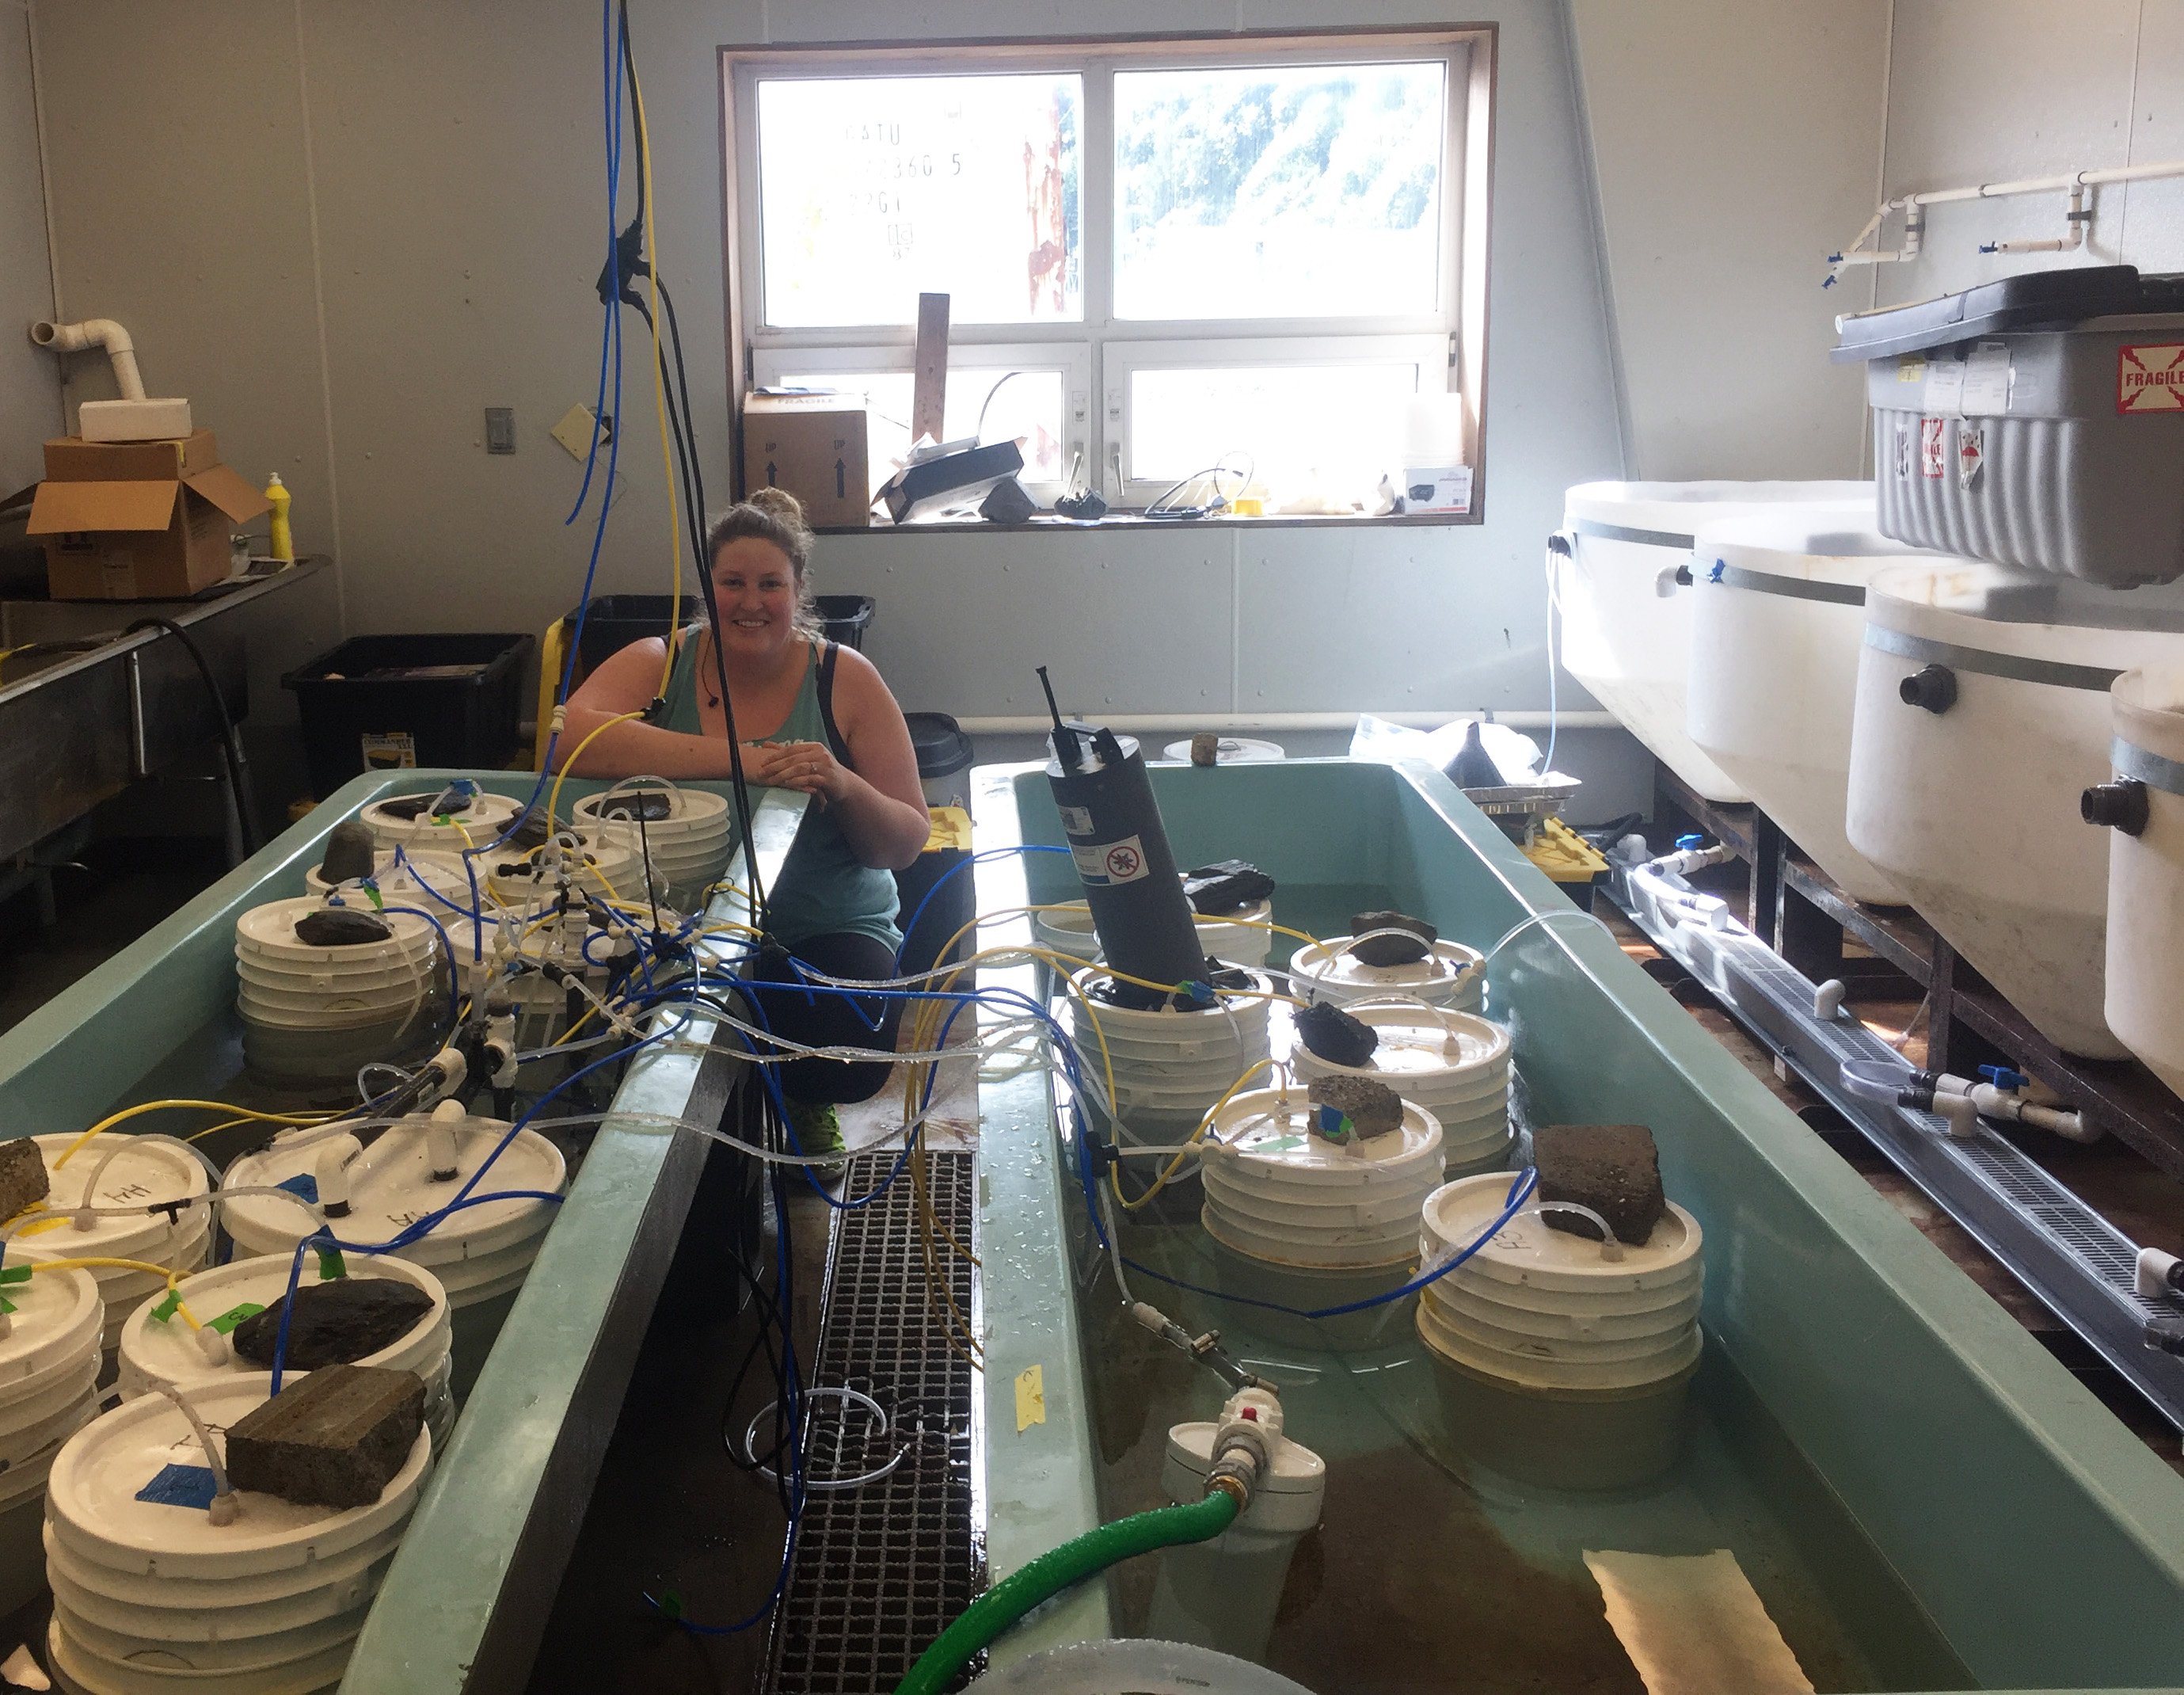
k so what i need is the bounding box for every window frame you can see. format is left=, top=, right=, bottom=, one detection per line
left=720, top=27, right=1496, bottom=528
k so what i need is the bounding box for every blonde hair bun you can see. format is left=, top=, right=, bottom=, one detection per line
left=745, top=486, right=805, bottom=526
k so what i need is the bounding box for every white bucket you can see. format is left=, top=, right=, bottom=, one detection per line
left=221, top=1116, right=564, bottom=1320
left=44, top=1373, right=431, bottom=1693
left=2101, top=668, right=2184, bottom=1098
left=1848, top=562, right=2184, bottom=1057
left=573, top=784, right=734, bottom=907
left=0, top=1265, right=101, bottom=1618
left=1558, top=482, right=1873, bottom=802
left=306, top=849, right=474, bottom=908
left=1287, top=999, right=1512, bottom=1171
left=1067, top=969, right=1273, bottom=1137
left=1687, top=512, right=1942, bottom=902
left=1286, top=937, right=1484, bottom=1015
left=234, top=897, right=449, bottom=1081
left=26, top=1136, right=214, bottom=1347
left=358, top=790, right=525, bottom=852
left=483, top=824, right=645, bottom=908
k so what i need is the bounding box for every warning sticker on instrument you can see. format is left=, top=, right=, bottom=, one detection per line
left=1056, top=803, right=1094, bottom=836
left=2118, top=344, right=2184, bottom=412
left=1072, top=836, right=1150, bottom=886
left=1920, top=417, right=1946, bottom=478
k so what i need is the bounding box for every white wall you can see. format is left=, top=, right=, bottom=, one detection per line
left=29, top=0, right=1659, bottom=815
left=0, top=0, right=60, bottom=566
left=1569, top=0, right=1892, bottom=480
left=1871, top=0, right=2184, bottom=307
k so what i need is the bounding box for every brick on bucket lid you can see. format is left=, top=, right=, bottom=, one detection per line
left=1532, top=1124, right=1666, bottom=1247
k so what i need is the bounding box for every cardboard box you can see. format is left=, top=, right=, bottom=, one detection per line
left=1401, top=466, right=1474, bottom=514
left=741, top=392, right=869, bottom=528
left=26, top=430, right=270, bottom=600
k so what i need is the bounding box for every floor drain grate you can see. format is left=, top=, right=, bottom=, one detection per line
left=765, top=1150, right=983, bottom=1694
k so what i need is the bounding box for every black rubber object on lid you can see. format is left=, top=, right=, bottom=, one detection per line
left=1182, top=859, right=1276, bottom=914
left=1830, top=264, right=2161, bottom=361
left=904, top=712, right=974, bottom=779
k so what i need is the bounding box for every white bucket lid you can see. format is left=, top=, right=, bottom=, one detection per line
left=1288, top=1000, right=1509, bottom=1089
left=575, top=784, right=729, bottom=831
left=1418, top=1297, right=1703, bottom=1391
left=0, top=1266, right=101, bottom=1401
left=358, top=790, right=523, bottom=844
left=1421, top=1277, right=1699, bottom=1359
left=1201, top=1163, right=1427, bottom=1236
left=1204, top=1088, right=1444, bottom=1190
left=29, top=1136, right=211, bottom=1264
left=46, top=1374, right=431, bottom=1580
left=236, top=951, right=438, bottom=992
left=1562, top=481, right=1872, bottom=541
left=42, top=1514, right=401, bottom=1622
left=1203, top=1205, right=1421, bottom=1272
left=120, top=1255, right=451, bottom=1397
left=1288, top=939, right=1483, bottom=1005
left=1159, top=737, right=1286, bottom=764
left=1421, top=1175, right=1703, bottom=1297
left=236, top=900, right=440, bottom=967
left=306, top=850, right=473, bottom=905
left=48, top=1610, right=360, bottom=1695
left=222, top=1117, right=563, bottom=1268
left=1424, top=1274, right=1702, bottom=1342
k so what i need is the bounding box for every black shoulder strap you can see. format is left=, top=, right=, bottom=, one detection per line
left=816, top=640, right=855, bottom=768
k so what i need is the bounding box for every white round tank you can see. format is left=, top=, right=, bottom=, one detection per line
left=1687, top=513, right=1945, bottom=902
left=1557, top=482, right=1873, bottom=802
left=1847, top=563, right=2184, bottom=1057
left=2098, top=667, right=2184, bottom=1096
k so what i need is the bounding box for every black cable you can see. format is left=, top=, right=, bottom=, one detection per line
left=124, top=617, right=257, bottom=855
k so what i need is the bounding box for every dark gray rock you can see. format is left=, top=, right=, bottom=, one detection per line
left=232, top=1277, right=435, bottom=1371
left=226, top=1363, right=424, bottom=1509
left=1349, top=910, right=1436, bottom=966
left=293, top=908, right=394, bottom=947
left=318, top=820, right=379, bottom=886
left=1533, top=1124, right=1667, bottom=1247
left=1295, top=999, right=1377, bottom=1068
left=0, top=1139, right=48, bottom=1223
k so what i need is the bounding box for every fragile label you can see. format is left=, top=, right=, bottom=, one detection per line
left=1920, top=417, right=1946, bottom=478
left=1961, top=341, right=2013, bottom=415
left=2118, top=343, right=2184, bottom=412
left=1071, top=836, right=1150, bottom=886
left=360, top=731, right=417, bottom=771
left=1956, top=422, right=1984, bottom=489
left=1056, top=803, right=1094, bottom=836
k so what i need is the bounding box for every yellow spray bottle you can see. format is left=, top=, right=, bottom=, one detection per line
left=264, top=472, right=293, bottom=562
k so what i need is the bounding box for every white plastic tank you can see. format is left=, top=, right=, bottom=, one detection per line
left=1847, top=562, right=2184, bottom=1057
left=116, top=1254, right=454, bottom=1449
left=1687, top=513, right=1945, bottom=902
left=2095, top=667, right=2184, bottom=1096
left=573, top=783, right=734, bottom=908
left=1286, top=935, right=1484, bottom=1015
left=1416, top=1173, right=1703, bottom=1487
left=44, top=1373, right=431, bottom=1693
left=1556, top=482, right=1873, bottom=802
left=1287, top=999, right=1512, bottom=1175
left=28, top=1134, right=213, bottom=1354
left=0, top=1266, right=101, bottom=1615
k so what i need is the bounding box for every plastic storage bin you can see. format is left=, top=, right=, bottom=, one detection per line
left=1554, top=482, right=1873, bottom=802
left=285, top=634, right=532, bottom=798
left=569, top=592, right=875, bottom=674
left=1834, top=265, right=2184, bottom=585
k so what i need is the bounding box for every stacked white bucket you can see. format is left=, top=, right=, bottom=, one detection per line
left=2096, top=668, right=2184, bottom=1097
left=219, top=1105, right=565, bottom=1401
left=1416, top=1173, right=1704, bottom=1486
left=1033, top=899, right=1275, bottom=971
left=1197, top=1087, right=1444, bottom=1339
left=1685, top=512, right=1943, bottom=903
left=116, top=1255, right=455, bottom=1450
left=1067, top=970, right=1273, bottom=1141
left=573, top=782, right=735, bottom=910
left=234, top=898, right=448, bottom=1083
left=1554, top=482, right=1874, bottom=803
left=1847, top=562, right=2184, bottom=1057
left=30, top=1135, right=213, bottom=1356
left=1287, top=933, right=1485, bottom=1015
left=358, top=789, right=526, bottom=854
left=0, top=1266, right=101, bottom=1613
left=306, top=848, right=473, bottom=908
left=481, top=822, right=645, bottom=909
left=1289, top=1001, right=1512, bottom=1177
left=43, top=1373, right=432, bottom=1694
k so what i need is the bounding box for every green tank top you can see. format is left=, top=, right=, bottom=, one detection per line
left=657, top=630, right=902, bottom=951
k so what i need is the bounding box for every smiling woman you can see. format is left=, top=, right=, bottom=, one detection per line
left=557, top=489, right=931, bottom=1115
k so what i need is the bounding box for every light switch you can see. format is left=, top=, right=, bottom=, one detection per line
left=485, top=408, right=516, bottom=454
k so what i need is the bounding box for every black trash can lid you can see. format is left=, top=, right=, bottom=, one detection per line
left=904, top=712, right=974, bottom=779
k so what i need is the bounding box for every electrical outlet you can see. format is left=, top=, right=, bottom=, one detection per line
left=485, top=408, right=516, bottom=454
left=550, top=404, right=611, bottom=460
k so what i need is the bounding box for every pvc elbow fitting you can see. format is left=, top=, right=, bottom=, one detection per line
left=2136, top=1247, right=2184, bottom=1301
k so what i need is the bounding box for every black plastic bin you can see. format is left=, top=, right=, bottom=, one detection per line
left=568, top=592, right=875, bottom=675
left=284, top=633, right=534, bottom=798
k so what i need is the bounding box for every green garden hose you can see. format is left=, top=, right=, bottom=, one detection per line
left=892, top=1488, right=1241, bottom=1695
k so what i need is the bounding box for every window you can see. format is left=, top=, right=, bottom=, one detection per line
left=725, top=32, right=1490, bottom=520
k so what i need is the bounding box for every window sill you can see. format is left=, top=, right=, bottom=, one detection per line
left=813, top=507, right=1483, bottom=536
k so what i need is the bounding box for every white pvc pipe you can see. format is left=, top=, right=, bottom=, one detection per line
left=950, top=710, right=1622, bottom=735
left=29, top=317, right=144, bottom=400
left=1832, top=158, right=2184, bottom=274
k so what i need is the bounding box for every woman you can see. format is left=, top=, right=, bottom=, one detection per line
left=557, top=489, right=931, bottom=1145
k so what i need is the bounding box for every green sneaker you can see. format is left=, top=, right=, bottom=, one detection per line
left=786, top=1098, right=846, bottom=1175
